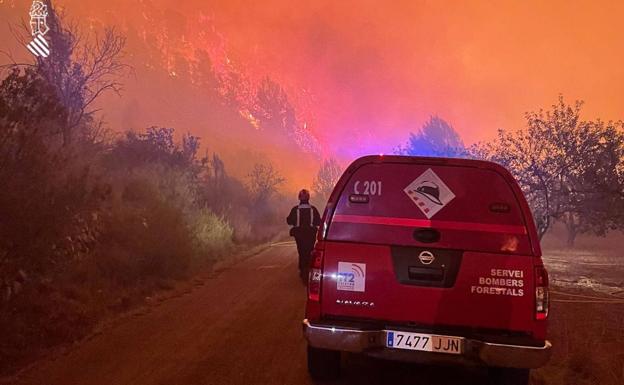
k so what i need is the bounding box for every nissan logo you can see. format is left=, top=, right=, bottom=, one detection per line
left=418, top=251, right=435, bottom=265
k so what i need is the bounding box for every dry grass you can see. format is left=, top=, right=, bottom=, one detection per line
left=534, top=229, right=624, bottom=385
left=533, top=294, right=624, bottom=385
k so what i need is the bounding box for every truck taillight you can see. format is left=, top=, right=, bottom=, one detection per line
left=535, top=266, right=549, bottom=320
left=308, top=248, right=324, bottom=302
left=317, top=203, right=333, bottom=242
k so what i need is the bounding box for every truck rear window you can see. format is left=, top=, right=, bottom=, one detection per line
left=327, top=162, right=533, bottom=255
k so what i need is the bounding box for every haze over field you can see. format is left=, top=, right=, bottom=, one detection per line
left=2, top=0, right=623, bottom=188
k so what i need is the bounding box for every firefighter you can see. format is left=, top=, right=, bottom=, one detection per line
left=287, top=189, right=321, bottom=278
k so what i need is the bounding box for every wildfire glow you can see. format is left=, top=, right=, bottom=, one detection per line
left=1, top=0, right=622, bottom=190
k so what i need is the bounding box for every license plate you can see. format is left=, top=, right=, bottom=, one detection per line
left=386, top=331, right=462, bottom=355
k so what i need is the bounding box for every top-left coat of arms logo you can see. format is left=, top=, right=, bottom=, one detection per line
left=26, top=1, right=51, bottom=58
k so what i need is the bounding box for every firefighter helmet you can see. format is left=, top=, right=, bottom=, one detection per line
left=298, top=189, right=310, bottom=202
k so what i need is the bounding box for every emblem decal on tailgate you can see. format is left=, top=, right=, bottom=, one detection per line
left=336, top=262, right=366, bottom=292
left=418, top=250, right=435, bottom=265
left=404, top=168, right=455, bottom=219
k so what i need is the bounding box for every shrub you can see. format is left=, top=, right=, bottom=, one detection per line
left=95, top=168, right=195, bottom=284
left=189, top=208, right=234, bottom=264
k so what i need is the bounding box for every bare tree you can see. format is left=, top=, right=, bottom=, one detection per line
left=5, top=1, right=128, bottom=145
left=475, top=96, right=624, bottom=245
left=44, top=2, right=127, bottom=144
left=247, top=163, right=285, bottom=204
left=312, top=158, right=342, bottom=203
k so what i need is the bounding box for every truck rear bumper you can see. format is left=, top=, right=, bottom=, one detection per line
left=303, top=319, right=551, bottom=369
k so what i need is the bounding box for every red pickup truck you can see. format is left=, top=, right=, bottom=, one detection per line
left=303, top=156, right=551, bottom=385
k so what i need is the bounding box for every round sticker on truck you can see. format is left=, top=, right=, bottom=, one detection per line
left=336, top=262, right=366, bottom=292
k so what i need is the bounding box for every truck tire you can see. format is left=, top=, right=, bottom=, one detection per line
left=488, top=368, right=530, bottom=385
left=307, top=345, right=340, bottom=380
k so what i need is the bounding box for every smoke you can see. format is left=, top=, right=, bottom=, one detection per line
left=2, top=0, right=623, bottom=185
left=153, top=0, right=623, bottom=155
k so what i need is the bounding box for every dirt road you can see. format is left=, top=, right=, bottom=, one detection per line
left=11, top=243, right=487, bottom=385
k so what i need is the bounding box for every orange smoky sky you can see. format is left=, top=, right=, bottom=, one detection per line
left=1, top=0, right=623, bottom=185
left=203, top=0, right=624, bottom=152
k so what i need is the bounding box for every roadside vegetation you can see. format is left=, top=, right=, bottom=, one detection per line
left=0, top=4, right=290, bottom=376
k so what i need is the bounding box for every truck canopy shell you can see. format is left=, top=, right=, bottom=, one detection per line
left=322, top=155, right=541, bottom=257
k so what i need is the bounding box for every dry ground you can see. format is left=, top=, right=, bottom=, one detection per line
left=535, top=230, right=624, bottom=385
left=2, top=233, right=623, bottom=385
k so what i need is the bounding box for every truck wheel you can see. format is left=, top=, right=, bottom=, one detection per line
left=488, top=368, right=530, bottom=385
left=307, top=345, right=340, bottom=380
